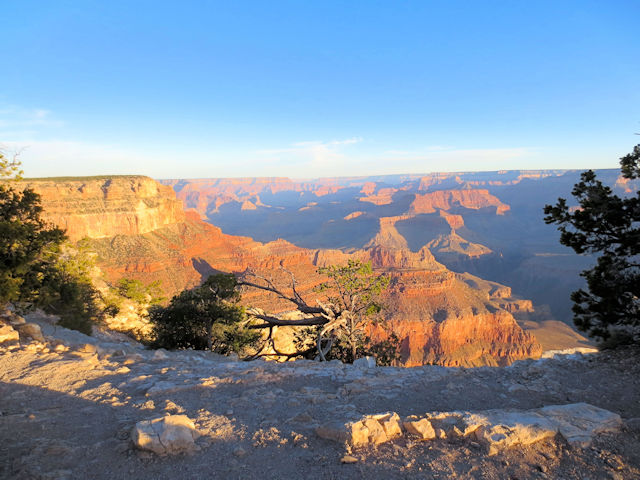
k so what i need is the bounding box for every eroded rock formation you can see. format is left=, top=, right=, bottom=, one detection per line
left=16, top=176, right=185, bottom=241
left=409, top=189, right=509, bottom=215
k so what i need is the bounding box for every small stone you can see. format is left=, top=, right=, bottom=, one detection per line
left=152, top=349, right=169, bottom=361
left=371, top=412, right=403, bottom=439
left=291, top=413, right=314, bottom=424
left=353, top=356, right=376, bottom=368
left=403, top=418, right=436, bottom=440
left=0, top=324, right=19, bottom=345
left=233, top=447, right=247, bottom=457
left=8, top=313, right=26, bottom=326
left=341, top=455, right=358, bottom=464
left=164, top=400, right=185, bottom=414
left=16, top=323, right=45, bottom=342
left=124, top=354, right=144, bottom=365
left=78, top=343, right=97, bottom=354
left=45, top=444, right=71, bottom=456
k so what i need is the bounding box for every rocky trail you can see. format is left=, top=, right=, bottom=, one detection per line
left=1, top=314, right=640, bottom=479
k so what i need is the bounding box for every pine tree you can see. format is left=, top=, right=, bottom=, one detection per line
left=544, top=144, right=640, bottom=344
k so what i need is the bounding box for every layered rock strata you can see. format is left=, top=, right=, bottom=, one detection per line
left=16, top=176, right=184, bottom=241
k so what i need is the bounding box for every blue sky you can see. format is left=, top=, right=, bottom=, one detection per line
left=1, top=0, right=639, bottom=179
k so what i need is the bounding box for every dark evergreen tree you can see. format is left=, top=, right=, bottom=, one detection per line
left=544, top=144, right=640, bottom=344
left=1, top=151, right=102, bottom=334
left=0, top=183, right=66, bottom=306
left=149, top=273, right=260, bottom=354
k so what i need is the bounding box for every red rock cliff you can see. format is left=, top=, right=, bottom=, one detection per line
left=410, top=189, right=510, bottom=215
left=16, top=176, right=185, bottom=241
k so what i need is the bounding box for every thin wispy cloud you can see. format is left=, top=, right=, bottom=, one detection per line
left=256, top=137, right=364, bottom=173
left=0, top=105, right=64, bottom=134
left=254, top=140, right=533, bottom=177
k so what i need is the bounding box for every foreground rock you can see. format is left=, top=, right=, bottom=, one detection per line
left=318, top=403, right=622, bottom=455
left=317, top=412, right=403, bottom=446
left=470, top=403, right=622, bottom=454
left=132, top=415, right=200, bottom=455
left=0, top=324, right=20, bottom=345
left=1, top=316, right=639, bottom=479
left=15, top=323, right=45, bottom=343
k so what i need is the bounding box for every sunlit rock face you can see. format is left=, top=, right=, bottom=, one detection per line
left=409, top=189, right=510, bottom=215
left=16, top=176, right=185, bottom=241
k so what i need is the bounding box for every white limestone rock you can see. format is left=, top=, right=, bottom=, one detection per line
left=464, top=402, right=622, bottom=454
left=152, top=349, right=169, bottom=361
left=317, top=403, right=621, bottom=453
left=353, top=356, right=376, bottom=368
left=131, top=415, right=200, bottom=455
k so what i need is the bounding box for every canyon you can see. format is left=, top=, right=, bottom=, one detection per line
left=16, top=170, right=626, bottom=366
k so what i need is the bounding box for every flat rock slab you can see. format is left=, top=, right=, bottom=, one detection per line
left=132, top=415, right=200, bottom=455
left=464, top=402, right=622, bottom=454
left=317, top=403, right=622, bottom=454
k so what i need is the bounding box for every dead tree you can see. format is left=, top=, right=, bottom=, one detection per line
left=238, top=268, right=341, bottom=361
left=238, top=261, right=389, bottom=362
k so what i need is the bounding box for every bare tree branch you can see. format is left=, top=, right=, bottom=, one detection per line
left=239, top=268, right=324, bottom=315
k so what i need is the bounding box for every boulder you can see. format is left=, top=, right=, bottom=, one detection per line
left=0, top=324, right=20, bottom=345
left=316, top=412, right=398, bottom=447
left=16, top=323, right=45, bottom=343
left=538, top=403, right=623, bottom=446
left=131, top=415, right=200, bottom=455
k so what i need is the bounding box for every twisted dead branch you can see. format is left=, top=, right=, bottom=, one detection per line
left=238, top=268, right=341, bottom=361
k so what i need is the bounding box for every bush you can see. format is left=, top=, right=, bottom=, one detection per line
left=149, top=274, right=260, bottom=355
left=30, top=243, right=102, bottom=335
left=116, top=278, right=164, bottom=305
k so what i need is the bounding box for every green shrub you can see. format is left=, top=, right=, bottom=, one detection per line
left=149, top=274, right=260, bottom=355
left=116, top=278, right=164, bottom=305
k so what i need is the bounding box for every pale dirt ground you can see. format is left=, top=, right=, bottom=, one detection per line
left=1, top=317, right=639, bottom=480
